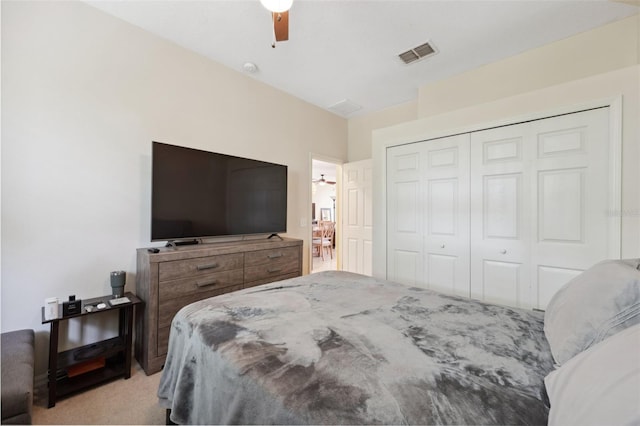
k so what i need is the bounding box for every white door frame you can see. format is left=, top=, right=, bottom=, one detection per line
left=309, top=153, right=343, bottom=272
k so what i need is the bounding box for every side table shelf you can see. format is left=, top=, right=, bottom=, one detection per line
left=41, top=292, right=141, bottom=408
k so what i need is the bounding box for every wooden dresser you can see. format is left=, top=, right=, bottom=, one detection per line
left=135, top=237, right=302, bottom=375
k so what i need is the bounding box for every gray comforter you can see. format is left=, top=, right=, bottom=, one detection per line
left=158, top=271, right=554, bottom=425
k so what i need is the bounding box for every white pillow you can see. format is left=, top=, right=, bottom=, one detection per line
left=544, top=259, right=640, bottom=365
left=545, top=324, right=640, bottom=426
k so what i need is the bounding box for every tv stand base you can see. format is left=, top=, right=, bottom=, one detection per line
left=267, top=233, right=283, bottom=240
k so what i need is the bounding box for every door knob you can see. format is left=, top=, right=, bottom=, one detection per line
left=440, top=244, right=445, bottom=249
left=500, top=249, right=507, bottom=254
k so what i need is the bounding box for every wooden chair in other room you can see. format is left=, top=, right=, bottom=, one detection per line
left=312, top=222, right=335, bottom=260
left=311, top=224, right=321, bottom=257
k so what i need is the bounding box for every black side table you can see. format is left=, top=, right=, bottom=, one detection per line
left=41, top=292, right=142, bottom=407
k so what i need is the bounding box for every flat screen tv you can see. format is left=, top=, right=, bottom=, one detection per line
left=151, top=142, right=287, bottom=242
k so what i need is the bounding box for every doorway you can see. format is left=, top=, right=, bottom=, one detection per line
left=311, top=159, right=339, bottom=272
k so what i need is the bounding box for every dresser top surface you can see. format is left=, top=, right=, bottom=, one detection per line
left=138, top=237, right=302, bottom=263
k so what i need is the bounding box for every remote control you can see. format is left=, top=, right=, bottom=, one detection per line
left=109, top=296, right=131, bottom=306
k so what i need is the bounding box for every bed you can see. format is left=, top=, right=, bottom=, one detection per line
left=158, top=260, right=640, bottom=425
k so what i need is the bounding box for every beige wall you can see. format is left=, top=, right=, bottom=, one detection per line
left=349, top=15, right=639, bottom=162
left=1, top=0, right=346, bottom=373
left=347, top=100, right=417, bottom=161
left=417, top=15, right=639, bottom=118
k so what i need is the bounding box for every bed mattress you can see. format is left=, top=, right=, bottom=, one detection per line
left=158, top=271, right=554, bottom=425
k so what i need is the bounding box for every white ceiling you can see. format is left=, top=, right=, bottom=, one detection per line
left=312, top=159, right=338, bottom=182
left=86, top=1, right=638, bottom=118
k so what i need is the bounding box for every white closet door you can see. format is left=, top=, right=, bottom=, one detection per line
left=470, top=124, right=533, bottom=308
left=386, top=107, right=614, bottom=308
left=530, top=108, right=610, bottom=309
left=342, top=159, right=373, bottom=276
left=470, top=107, right=611, bottom=309
left=387, top=135, right=470, bottom=291
left=421, top=134, right=470, bottom=296
left=387, top=143, right=424, bottom=286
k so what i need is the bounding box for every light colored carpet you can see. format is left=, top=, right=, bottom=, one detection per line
left=32, top=362, right=165, bottom=425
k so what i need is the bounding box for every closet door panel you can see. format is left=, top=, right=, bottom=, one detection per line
left=428, top=179, right=457, bottom=236
left=422, top=134, right=470, bottom=296
left=470, top=125, right=532, bottom=308
left=531, top=108, right=610, bottom=309
left=480, top=260, right=522, bottom=306
left=387, top=144, right=423, bottom=286
left=426, top=254, right=457, bottom=290
left=394, top=250, right=422, bottom=286
left=483, top=173, right=521, bottom=239
left=536, top=265, right=582, bottom=308
left=538, top=168, right=585, bottom=242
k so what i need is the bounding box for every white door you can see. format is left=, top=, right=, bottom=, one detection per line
left=470, top=123, right=533, bottom=308
left=341, top=159, right=373, bottom=276
left=385, top=107, right=615, bottom=309
left=386, top=143, right=424, bottom=286
left=421, top=134, right=471, bottom=296
left=470, top=107, right=611, bottom=309
left=387, top=135, right=470, bottom=291
left=530, top=108, right=611, bottom=309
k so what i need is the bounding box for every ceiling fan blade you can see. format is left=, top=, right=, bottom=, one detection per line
left=273, top=11, right=289, bottom=42
left=313, top=174, right=337, bottom=185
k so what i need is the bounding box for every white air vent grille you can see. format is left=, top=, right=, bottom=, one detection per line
left=399, top=41, right=437, bottom=64
left=328, top=99, right=362, bottom=117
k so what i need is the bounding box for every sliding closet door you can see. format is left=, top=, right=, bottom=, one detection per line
left=470, top=124, right=533, bottom=308
left=387, top=134, right=470, bottom=293
left=530, top=108, right=611, bottom=309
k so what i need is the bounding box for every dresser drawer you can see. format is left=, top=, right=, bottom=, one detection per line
left=157, top=283, right=244, bottom=330
left=159, top=253, right=243, bottom=281
left=244, top=263, right=298, bottom=287
left=244, top=272, right=300, bottom=289
left=244, top=262, right=300, bottom=283
left=159, top=269, right=243, bottom=301
left=245, top=246, right=300, bottom=267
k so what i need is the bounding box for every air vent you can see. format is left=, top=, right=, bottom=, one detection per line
left=328, top=99, right=362, bottom=117
left=398, top=41, right=437, bottom=64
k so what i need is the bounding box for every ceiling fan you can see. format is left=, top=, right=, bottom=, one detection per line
left=313, top=174, right=336, bottom=186
left=260, top=0, right=292, bottom=47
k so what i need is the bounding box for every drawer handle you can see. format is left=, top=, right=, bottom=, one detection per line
left=195, top=279, right=218, bottom=288
left=267, top=268, right=282, bottom=274
left=196, top=263, right=219, bottom=271
left=268, top=253, right=283, bottom=259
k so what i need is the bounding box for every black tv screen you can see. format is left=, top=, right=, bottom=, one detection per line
left=151, top=142, right=287, bottom=241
